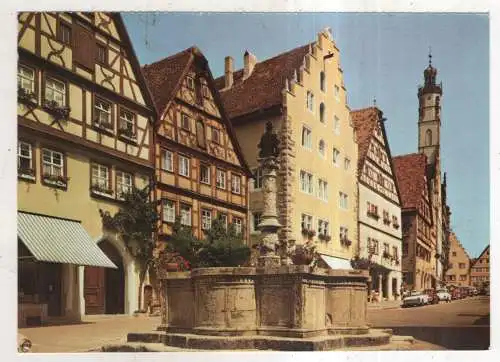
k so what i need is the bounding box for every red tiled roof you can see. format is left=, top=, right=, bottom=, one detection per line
left=351, top=107, right=380, bottom=170
left=214, top=44, right=311, bottom=119
left=142, top=47, right=194, bottom=114
left=392, top=153, right=428, bottom=210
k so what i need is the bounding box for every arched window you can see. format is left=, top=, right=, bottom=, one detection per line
left=425, top=129, right=432, bottom=146
left=319, top=139, right=325, bottom=158
left=320, top=71, right=326, bottom=92
left=319, top=102, right=325, bottom=123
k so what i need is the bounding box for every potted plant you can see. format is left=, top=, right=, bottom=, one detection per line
left=94, top=117, right=114, bottom=131
left=382, top=250, right=391, bottom=259
left=43, top=100, right=71, bottom=120
left=118, top=127, right=137, bottom=140
left=91, top=183, right=114, bottom=196
left=42, top=173, right=69, bottom=187
left=307, top=229, right=316, bottom=238
left=290, top=241, right=317, bottom=265
left=350, top=256, right=373, bottom=270
left=341, top=238, right=352, bottom=247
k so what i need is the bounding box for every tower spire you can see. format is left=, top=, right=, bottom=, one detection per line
left=428, top=46, right=432, bottom=66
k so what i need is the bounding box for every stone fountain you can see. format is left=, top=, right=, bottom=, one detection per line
left=127, top=122, right=395, bottom=350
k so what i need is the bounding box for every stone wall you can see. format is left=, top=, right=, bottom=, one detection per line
left=162, top=266, right=369, bottom=338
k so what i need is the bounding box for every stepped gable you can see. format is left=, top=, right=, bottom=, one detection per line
left=214, top=44, right=311, bottom=119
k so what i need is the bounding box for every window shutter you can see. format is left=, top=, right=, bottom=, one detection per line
left=73, top=23, right=94, bottom=71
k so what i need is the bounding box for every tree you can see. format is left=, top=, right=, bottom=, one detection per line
left=168, top=214, right=250, bottom=268
left=100, top=184, right=157, bottom=312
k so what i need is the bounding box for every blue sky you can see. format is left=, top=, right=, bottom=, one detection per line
left=123, top=12, right=489, bottom=258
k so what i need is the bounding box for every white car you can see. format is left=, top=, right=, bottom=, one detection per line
left=436, top=289, right=451, bottom=302
left=402, top=291, right=429, bottom=307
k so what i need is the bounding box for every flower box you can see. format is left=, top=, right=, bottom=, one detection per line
left=118, top=127, right=137, bottom=141
left=382, top=251, right=391, bottom=259
left=318, top=234, right=331, bottom=242
left=43, top=100, right=70, bottom=120
left=18, top=87, right=37, bottom=105
left=301, top=228, right=316, bottom=238
left=367, top=211, right=380, bottom=220
left=18, top=168, right=35, bottom=181
left=91, top=185, right=114, bottom=198
left=93, top=119, right=114, bottom=133
left=42, top=174, right=68, bottom=188
left=351, top=256, right=373, bottom=270
left=340, top=238, right=352, bottom=247
left=393, top=222, right=400, bottom=229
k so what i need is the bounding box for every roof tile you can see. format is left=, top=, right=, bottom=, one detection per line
left=392, top=153, right=428, bottom=210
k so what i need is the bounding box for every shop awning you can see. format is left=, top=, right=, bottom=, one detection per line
left=18, top=212, right=116, bottom=268
left=320, top=254, right=353, bottom=270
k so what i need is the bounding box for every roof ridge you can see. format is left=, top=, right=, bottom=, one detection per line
left=143, top=46, right=196, bottom=69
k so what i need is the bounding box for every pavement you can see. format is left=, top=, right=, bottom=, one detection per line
left=18, top=296, right=489, bottom=352
left=367, top=299, right=402, bottom=310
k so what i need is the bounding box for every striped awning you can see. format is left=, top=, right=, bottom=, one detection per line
left=18, top=212, right=116, bottom=268
left=320, top=254, right=353, bottom=270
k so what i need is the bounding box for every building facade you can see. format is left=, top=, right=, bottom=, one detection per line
left=351, top=107, right=403, bottom=300
left=470, top=245, right=490, bottom=289
left=393, top=153, right=436, bottom=291
left=142, top=47, right=251, bottom=243
left=215, top=29, right=358, bottom=266
left=445, top=232, right=471, bottom=286
left=17, top=12, right=156, bottom=325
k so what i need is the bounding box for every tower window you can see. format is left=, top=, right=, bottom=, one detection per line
left=425, top=129, right=432, bottom=146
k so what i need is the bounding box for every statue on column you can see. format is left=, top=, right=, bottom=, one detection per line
left=256, top=121, right=282, bottom=267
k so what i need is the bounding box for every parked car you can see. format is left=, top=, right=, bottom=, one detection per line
left=424, top=289, right=439, bottom=304
left=451, top=288, right=461, bottom=300
left=436, top=288, right=452, bottom=302
left=402, top=291, right=429, bottom=307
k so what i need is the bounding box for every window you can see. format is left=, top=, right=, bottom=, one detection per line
left=200, top=164, right=210, bottom=184
left=231, top=174, right=241, bottom=194
left=119, top=109, right=135, bottom=138
left=306, top=91, right=314, bottom=111
left=425, top=129, right=432, bottom=146
left=383, top=243, right=390, bottom=255
left=116, top=170, right=133, bottom=198
left=17, top=142, right=33, bottom=173
left=161, top=149, right=173, bottom=172
left=42, top=149, right=64, bottom=178
left=302, top=126, right=312, bottom=149
left=196, top=120, right=206, bottom=149
left=300, top=170, right=313, bottom=194
left=187, top=76, right=195, bottom=90
left=320, top=71, right=326, bottom=92
left=301, top=214, right=313, bottom=230
left=334, top=85, right=340, bottom=100
left=180, top=204, right=192, bottom=226
left=459, top=275, right=467, bottom=281
left=369, top=238, right=379, bottom=254
left=212, top=127, right=221, bottom=144
left=96, top=43, right=107, bottom=64
left=344, top=157, right=351, bottom=170
left=18, top=65, right=35, bottom=94
left=178, top=155, right=190, bottom=177
left=319, top=103, right=326, bottom=123
left=459, top=263, right=466, bottom=269
left=318, top=219, right=329, bottom=236
left=318, top=139, right=326, bottom=158
left=252, top=212, right=262, bottom=232
left=332, top=148, right=340, bottom=166
left=392, top=246, right=398, bottom=260
left=340, top=227, right=348, bottom=241
left=94, top=97, right=113, bottom=129
left=91, top=164, right=111, bottom=193
left=202, top=85, right=210, bottom=98
left=181, top=113, right=190, bottom=131
left=45, top=77, right=66, bottom=107
left=216, top=169, right=226, bottom=189
left=318, top=179, right=328, bottom=201
left=59, top=21, right=72, bottom=46
left=253, top=168, right=263, bottom=190
left=333, top=116, right=340, bottom=135
left=339, top=192, right=348, bottom=209
left=233, top=217, right=243, bottom=234
left=162, top=200, right=175, bottom=223
left=201, top=209, right=212, bottom=230
left=452, top=251, right=457, bottom=257
left=219, top=213, right=228, bottom=230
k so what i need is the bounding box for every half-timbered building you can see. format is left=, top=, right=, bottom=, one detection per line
left=393, top=153, right=436, bottom=291
left=351, top=107, right=403, bottom=300
left=142, top=47, right=251, bottom=242
left=17, top=12, right=157, bottom=325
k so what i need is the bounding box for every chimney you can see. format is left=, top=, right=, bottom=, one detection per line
left=224, top=56, right=234, bottom=89
left=243, top=50, right=257, bottom=80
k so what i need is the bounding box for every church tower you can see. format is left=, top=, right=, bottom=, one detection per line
left=418, top=51, right=442, bottom=165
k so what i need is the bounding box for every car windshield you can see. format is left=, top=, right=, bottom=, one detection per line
left=437, top=289, right=447, bottom=293
left=410, top=291, right=422, bottom=296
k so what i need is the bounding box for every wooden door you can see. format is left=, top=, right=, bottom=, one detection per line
left=84, top=266, right=105, bottom=315
left=46, top=263, right=62, bottom=317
